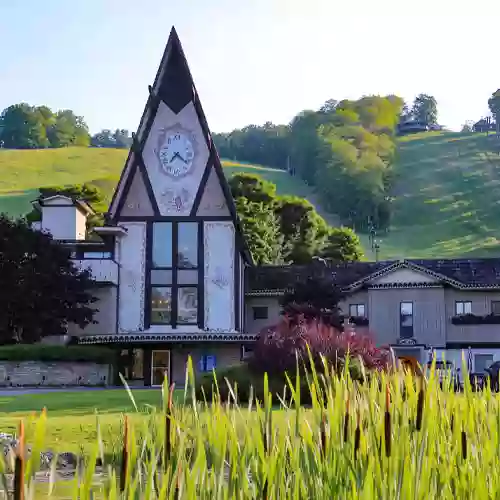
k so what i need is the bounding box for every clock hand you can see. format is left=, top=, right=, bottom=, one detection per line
left=172, top=151, right=187, bottom=164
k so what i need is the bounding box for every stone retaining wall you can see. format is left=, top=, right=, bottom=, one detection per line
left=0, top=361, right=110, bottom=387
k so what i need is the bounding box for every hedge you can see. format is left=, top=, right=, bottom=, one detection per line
left=0, top=345, right=116, bottom=364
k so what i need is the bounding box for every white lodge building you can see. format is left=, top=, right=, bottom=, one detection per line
left=32, top=28, right=500, bottom=386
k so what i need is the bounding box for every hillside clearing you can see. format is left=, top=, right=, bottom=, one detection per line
left=0, top=148, right=328, bottom=221
left=367, top=132, right=500, bottom=259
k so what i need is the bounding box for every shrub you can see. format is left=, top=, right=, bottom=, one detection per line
left=0, top=344, right=116, bottom=364
left=250, top=315, right=389, bottom=378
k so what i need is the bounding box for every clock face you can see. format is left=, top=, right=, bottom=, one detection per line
left=157, top=131, right=195, bottom=178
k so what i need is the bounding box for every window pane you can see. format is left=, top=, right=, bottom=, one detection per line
left=475, top=354, right=494, bottom=373
left=464, top=302, right=472, bottom=314
left=151, top=270, right=173, bottom=285
left=178, top=287, right=198, bottom=324
left=456, top=302, right=464, bottom=315
left=358, top=304, right=366, bottom=317
left=349, top=305, right=357, bottom=317
left=400, top=302, right=413, bottom=316
left=178, top=223, right=198, bottom=268
left=152, top=223, right=173, bottom=268
left=253, top=306, right=268, bottom=320
left=150, top=287, right=172, bottom=324
left=493, top=301, right=500, bottom=315
left=177, top=269, right=198, bottom=284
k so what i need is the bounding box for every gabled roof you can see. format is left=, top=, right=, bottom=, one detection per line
left=33, top=195, right=95, bottom=216
left=105, top=27, right=252, bottom=264
left=247, top=258, right=500, bottom=295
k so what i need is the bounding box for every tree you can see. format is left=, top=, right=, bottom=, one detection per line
left=321, top=227, right=364, bottom=261
left=0, top=104, right=90, bottom=148
left=234, top=197, right=284, bottom=265
left=91, top=129, right=132, bottom=148
left=26, top=183, right=107, bottom=230
left=411, top=94, right=438, bottom=126
left=0, top=104, right=49, bottom=149
left=0, top=215, right=97, bottom=343
left=488, top=90, right=500, bottom=123
left=228, top=173, right=276, bottom=204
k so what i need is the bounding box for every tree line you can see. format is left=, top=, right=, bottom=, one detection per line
left=0, top=103, right=132, bottom=149
left=215, top=96, right=411, bottom=231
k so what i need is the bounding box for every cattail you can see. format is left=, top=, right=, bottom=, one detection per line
left=119, top=416, right=129, bottom=492
left=262, top=479, right=268, bottom=499
left=13, top=420, right=24, bottom=500
left=461, top=430, right=467, bottom=459
left=416, top=384, right=424, bottom=431
left=354, top=409, right=361, bottom=459
left=384, top=386, right=391, bottom=457
left=343, top=397, right=350, bottom=443
left=174, top=464, right=182, bottom=500
left=164, top=383, right=175, bottom=467
left=320, top=414, right=327, bottom=456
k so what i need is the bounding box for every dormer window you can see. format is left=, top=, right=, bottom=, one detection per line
left=149, top=221, right=201, bottom=327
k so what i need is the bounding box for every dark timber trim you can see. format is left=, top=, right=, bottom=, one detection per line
left=197, top=222, right=205, bottom=329
left=144, top=222, right=153, bottom=329
left=234, top=250, right=240, bottom=331
left=190, top=154, right=213, bottom=216
left=118, top=215, right=232, bottom=222
left=171, top=223, right=179, bottom=329
left=114, top=162, right=139, bottom=219
left=133, top=139, right=161, bottom=216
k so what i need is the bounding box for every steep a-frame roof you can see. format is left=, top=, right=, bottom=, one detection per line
left=106, top=27, right=252, bottom=263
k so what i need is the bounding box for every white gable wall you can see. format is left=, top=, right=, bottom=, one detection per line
left=142, top=101, right=209, bottom=216
left=370, top=268, right=439, bottom=285
left=117, top=222, right=147, bottom=333
left=204, top=221, right=235, bottom=331
left=41, top=205, right=87, bottom=240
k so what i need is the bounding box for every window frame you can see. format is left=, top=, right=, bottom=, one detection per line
left=491, top=301, right=500, bottom=316
left=474, top=354, right=494, bottom=374
left=252, top=306, right=269, bottom=320
left=349, top=304, right=366, bottom=318
left=455, top=301, right=472, bottom=316
left=399, top=301, right=414, bottom=339
left=148, top=221, right=203, bottom=328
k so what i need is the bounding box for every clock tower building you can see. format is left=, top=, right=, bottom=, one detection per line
left=77, top=27, right=254, bottom=386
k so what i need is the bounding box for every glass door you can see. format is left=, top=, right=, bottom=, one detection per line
left=151, top=350, right=171, bottom=387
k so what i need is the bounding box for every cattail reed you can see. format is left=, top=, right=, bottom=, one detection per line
left=164, top=382, right=175, bottom=467
left=461, top=430, right=467, bottom=459
left=119, top=415, right=129, bottom=492
left=384, top=385, right=391, bottom=457
left=354, top=409, right=361, bottom=459
left=343, top=396, right=350, bottom=443
left=320, top=414, right=327, bottom=456
left=416, top=380, right=424, bottom=431
left=13, top=420, right=24, bottom=500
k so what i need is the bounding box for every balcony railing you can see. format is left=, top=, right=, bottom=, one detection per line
left=451, top=313, right=500, bottom=325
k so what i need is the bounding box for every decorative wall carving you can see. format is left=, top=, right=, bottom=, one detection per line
left=142, top=101, right=209, bottom=216
left=196, top=166, right=230, bottom=217
left=118, top=222, right=147, bottom=333
left=204, top=221, right=235, bottom=332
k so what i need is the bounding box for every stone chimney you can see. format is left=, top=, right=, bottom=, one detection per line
left=32, top=195, right=94, bottom=241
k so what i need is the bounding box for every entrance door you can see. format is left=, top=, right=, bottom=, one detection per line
left=151, top=350, right=171, bottom=387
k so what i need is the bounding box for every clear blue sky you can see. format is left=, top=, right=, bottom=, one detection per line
left=1, top=0, right=498, bottom=134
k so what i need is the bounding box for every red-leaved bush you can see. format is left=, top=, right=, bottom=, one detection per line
left=250, top=314, right=389, bottom=377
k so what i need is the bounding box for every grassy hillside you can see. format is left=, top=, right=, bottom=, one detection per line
left=4, top=132, right=500, bottom=260
left=0, top=148, right=324, bottom=219
left=365, top=131, right=500, bottom=260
